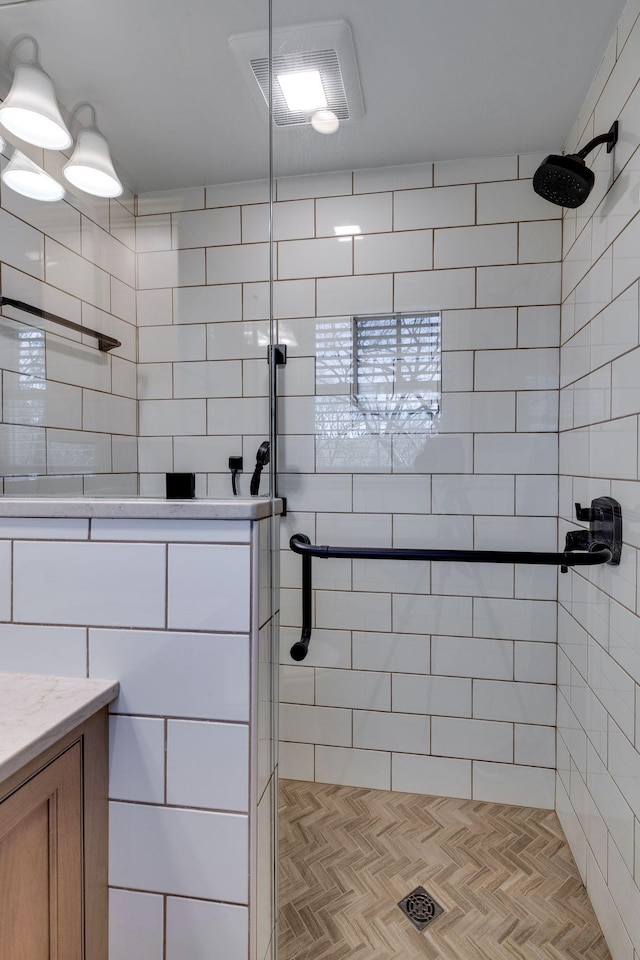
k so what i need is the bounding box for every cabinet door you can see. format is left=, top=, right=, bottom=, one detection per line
left=0, top=743, right=83, bottom=960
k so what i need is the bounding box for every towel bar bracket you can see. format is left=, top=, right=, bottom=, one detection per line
left=571, top=496, right=622, bottom=565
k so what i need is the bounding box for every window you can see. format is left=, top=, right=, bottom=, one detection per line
left=351, top=313, right=441, bottom=430
left=313, top=311, right=441, bottom=470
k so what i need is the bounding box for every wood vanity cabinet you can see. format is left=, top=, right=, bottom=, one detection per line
left=0, top=710, right=109, bottom=960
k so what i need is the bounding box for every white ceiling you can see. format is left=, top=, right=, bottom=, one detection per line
left=0, top=0, right=628, bottom=193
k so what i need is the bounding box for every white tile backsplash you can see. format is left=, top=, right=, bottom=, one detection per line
left=477, top=263, right=562, bottom=308
left=473, top=680, right=556, bottom=725
left=432, top=716, right=513, bottom=762
left=90, top=629, right=249, bottom=720
left=477, top=179, right=559, bottom=224
left=14, top=540, right=165, bottom=627
left=435, top=224, right=517, bottom=269
left=173, top=207, right=240, bottom=249
left=278, top=237, right=352, bottom=280
left=394, top=268, right=476, bottom=311
left=317, top=274, right=393, bottom=316
left=316, top=193, right=392, bottom=237
left=138, top=248, right=205, bottom=289
left=173, top=283, right=242, bottom=324
left=393, top=674, right=472, bottom=718
left=207, top=243, right=270, bottom=284
left=431, top=636, right=513, bottom=680
left=165, top=898, right=248, bottom=960
left=353, top=710, right=430, bottom=753
left=242, top=200, right=314, bottom=244
left=472, top=762, right=555, bottom=808
left=316, top=668, right=390, bottom=711
left=109, top=716, right=165, bottom=803
left=167, top=543, right=250, bottom=632
left=166, top=720, right=249, bottom=811
left=437, top=155, right=519, bottom=186
left=354, top=163, right=433, bottom=194
left=354, top=230, right=432, bottom=275
left=109, top=802, right=248, bottom=901
left=280, top=703, right=351, bottom=746
left=315, top=745, right=391, bottom=790
left=394, top=185, right=475, bottom=230
left=0, top=622, right=86, bottom=676
left=109, top=889, right=164, bottom=960
left=392, top=753, right=471, bottom=799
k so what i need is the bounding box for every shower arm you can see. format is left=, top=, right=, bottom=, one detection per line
left=575, top=121, right=618, bottom=160
left=288, top=497, right=622, bottom=662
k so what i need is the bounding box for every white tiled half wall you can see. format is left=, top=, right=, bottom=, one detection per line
left=0, top=514, right=278, bottom=960
left=556, top=0, right=640, bottom=956
left=0, top=151, right=138, bottom=497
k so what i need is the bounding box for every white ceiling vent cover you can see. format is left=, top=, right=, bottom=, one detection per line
left=230, top=20, right=364, bottom=128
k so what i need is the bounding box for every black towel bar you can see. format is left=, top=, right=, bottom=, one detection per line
left=0, top=296, right=121, bottom=352
left=288, top=496, right=622, bottom=661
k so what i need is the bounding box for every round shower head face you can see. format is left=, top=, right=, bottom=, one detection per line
left=533, top=154, right=595, bottom=208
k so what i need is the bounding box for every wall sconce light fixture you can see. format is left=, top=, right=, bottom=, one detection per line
left=0, top=36, right=72, bottom=149
left=2, top=149, right=65, bottom=201
left=63, top=102, right=122, bottom=198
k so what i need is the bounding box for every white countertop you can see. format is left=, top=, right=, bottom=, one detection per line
left=0, top=673, right=119, bottom=784
left=0, top=497, right=282, bottom=520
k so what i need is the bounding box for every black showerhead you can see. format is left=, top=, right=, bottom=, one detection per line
left=533, top=154, right=594, bottom=208
left=532, top=121, right=619, bottom=208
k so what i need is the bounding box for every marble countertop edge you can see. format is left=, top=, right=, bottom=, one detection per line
left=0, top=497, right=282, bottom=520
left=0, top=673, right=120, bottom=786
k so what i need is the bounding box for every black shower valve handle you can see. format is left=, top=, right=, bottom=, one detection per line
left=250, top=441, right=271, bottom=496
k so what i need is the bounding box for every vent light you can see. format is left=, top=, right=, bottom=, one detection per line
left=230, top=20, right=364, bottom=129
left=277, top=70, right=327, bottom=112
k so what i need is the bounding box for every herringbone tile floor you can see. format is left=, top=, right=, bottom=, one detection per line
left=278, top=779, right=610, bottom=960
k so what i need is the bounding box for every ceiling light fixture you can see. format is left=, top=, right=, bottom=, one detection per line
left=230, top=21, right=364, bottom=129
left=0, top=36, right=72, bottom=149
left=277, top=70, right=327, bottom=112
left=63, top=102, right=123, bottom=198
left=312, top=109, right=339, bottom=134
left=2, top=149, right=64, bottom=201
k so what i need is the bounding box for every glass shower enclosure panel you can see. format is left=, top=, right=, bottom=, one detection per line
left=270, top=2, right=441, bottom=957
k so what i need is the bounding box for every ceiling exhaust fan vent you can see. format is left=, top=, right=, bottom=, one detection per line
left=251, top=49, right=349, bottom=127
left=230, top=20, right=364, bottom=129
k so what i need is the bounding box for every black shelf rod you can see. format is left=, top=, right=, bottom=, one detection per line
left=0, top=296, right=121, bottom=352
left=288, top=497, right=623, bottom=662
left=289, top=535, right=612, bottom=568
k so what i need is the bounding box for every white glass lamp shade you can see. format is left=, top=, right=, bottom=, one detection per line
left=2, top=150, right=65, bottom=201
left=311, top=109, right=339, bottom=134
left=0, top=62, right=72, bottom=150
left=63, top=127, right=123, bottom=197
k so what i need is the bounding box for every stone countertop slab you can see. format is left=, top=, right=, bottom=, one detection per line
left=0, top=673, right=119, bottom=785
left=0, top=498, right=282, bottom=520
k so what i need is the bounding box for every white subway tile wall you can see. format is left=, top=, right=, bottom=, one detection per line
left=0, top=158, right=137, bottom=497
left=6, top=29, right=640, bottom=950
left=159, top=161, right=552, bottom=811
left=139, top=170, right=561, bottom=810
left=134, top=153, right=562, bottom=811
left=556, top=2, right=640, bottom=955
left=0, top=515, right=278, bottom=960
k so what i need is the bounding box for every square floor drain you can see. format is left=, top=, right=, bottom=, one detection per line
left=397, top=886, right=444, bottom=931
